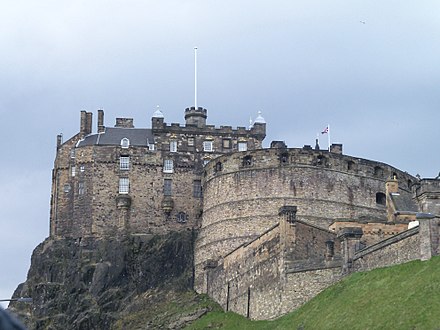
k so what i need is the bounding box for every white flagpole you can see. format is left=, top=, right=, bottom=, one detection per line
left=328, top=124, right=331, bottom=151
left=194, top=47, right=198, bottom=109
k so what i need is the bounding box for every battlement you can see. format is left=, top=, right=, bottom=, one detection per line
left=203, top=147, right=416, bottom=190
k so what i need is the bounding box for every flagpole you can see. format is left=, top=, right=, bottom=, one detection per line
left=194, top=47, right=198, bottom=109
left=328, top=124, right=331, bottom=151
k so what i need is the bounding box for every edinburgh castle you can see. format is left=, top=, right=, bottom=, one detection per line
left=47, top=106, right=440, bottom=320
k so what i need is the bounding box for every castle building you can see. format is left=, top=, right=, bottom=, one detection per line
left=50, top=106, right=440, bottom=320
left=50, top=107, right=266, bottom=238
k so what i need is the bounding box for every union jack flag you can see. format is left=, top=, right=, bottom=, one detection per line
left=321, top=126, right=329, bottom=134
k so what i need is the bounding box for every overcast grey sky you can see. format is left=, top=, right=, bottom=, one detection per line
left=1, top=0, right=439, bottom=306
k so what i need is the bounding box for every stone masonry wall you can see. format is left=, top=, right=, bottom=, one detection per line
left=195, top=147, right=415, bottom=292
left=352, top=227, right=421, bottom=272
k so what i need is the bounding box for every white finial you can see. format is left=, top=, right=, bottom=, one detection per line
left=249, top=116, right=253, bottom=129
left=194, top=47, right=198, bottom=110
left=152, top=105, right=164, bottom=118
left=254, top=111, right=266, bottom=124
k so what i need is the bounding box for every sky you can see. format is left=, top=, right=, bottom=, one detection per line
left=1, top=0, right=439, bottom=307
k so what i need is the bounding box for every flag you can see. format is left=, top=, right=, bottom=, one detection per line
left=321, top=126, right=329, bottom=134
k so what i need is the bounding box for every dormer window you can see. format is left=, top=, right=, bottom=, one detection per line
left=148, top=143, right=155, bottom=151
left=121, top=138, right=130, bottom=148
left=170, top=140, right=177, bottom=152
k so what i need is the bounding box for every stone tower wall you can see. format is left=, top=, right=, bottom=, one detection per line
left=194, top=147, right=416, bottom=292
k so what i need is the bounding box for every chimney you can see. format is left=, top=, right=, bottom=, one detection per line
left=80, top=111, right=92, bottom=138
left=86, top=112, right=93, bottom=135
left=56, top=134, right=63, bottom=150
left=98, top=109, right=105, bottom=133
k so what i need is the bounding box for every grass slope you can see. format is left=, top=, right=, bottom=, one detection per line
left=186, top=256, right=440, bottom=330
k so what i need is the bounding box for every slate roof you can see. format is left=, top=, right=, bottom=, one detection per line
left=77, top=127, right=155, bottom=147
left=390, top=193, right=419, bottom=212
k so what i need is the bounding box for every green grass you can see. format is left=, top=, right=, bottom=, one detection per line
left=186, top=256, right=440, bottom=330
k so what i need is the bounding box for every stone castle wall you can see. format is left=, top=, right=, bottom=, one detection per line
left=195, top=147, right=416, bottom=292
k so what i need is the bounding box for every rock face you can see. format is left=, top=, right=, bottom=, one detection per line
left=9, top=231, right=207, bottom=329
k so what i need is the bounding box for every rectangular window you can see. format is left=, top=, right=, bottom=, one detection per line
left=78, top=182, right=85, bottom=195
left=187, top=137, right=195, bottom=146
left=193, top=180, right=202, bottom=198
left=223, top=139, right=231, bottom=149
left=148, top=143, right=155, bottom=151
left=203, top=141, right=213, bottom=152
left=71, top=166, right=76, bottom=177
left=238, top=142, right=248, bottom=151
left=170, top=140, right=177, bottom=152
left=80, top=165, right=85, bottom=172
left=119, top=178, right=129, bottom=194
left=163, top=179, right=172, bottom=196
left=163, top=159, right=174, bottom=173
left=70, top=149, right=76, bottom=158
left=120, top=156, right=130, bottom=170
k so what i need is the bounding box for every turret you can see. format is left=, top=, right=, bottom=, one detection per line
left=185, top=107, right=207, bottom=128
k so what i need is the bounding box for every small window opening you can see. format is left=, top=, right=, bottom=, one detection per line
left=238, top=142, right=248, bottom=152
left=193, top=180, right=202, bottom=198
left=374, top=166, right=383, bottom=177
left=347, top=160, right=355, bottom=171
left=243, top=155, right=253, bottom=167
left=203, top=141, right=213, bottom=152
left=78, top=182, right=85, bottom=195
left=177, top=212, right=187, bottom=223
left=170, top=140, right=177, bottom=152
left=376, top=192, right=386, bottom=206
left=280, top=153, right=289, bottom=164
left=215, top=161, right=223, bottom=172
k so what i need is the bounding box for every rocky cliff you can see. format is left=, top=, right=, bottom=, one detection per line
left=9, top=230, right=213, bottom=329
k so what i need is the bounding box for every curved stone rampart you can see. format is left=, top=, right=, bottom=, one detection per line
left=194, top=147, right=416, bottom=292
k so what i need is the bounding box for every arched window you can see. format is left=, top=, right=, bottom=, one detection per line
left=392, top=172, right=398, bottom=180
left=121, top=138, right=130, bottom=148
left=376, top=192, right=386, bottom=206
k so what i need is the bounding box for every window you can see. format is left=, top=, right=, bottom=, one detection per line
left=148, top=143, right=155, bottom=151
left=187, top=137, right=195, bottom=146
left=120, top=156, right=130, bottom=170
left=242, top=155, right=252, bottom=167
left=374, top=166, right=383, bottom=177
left=203, top=159, right=210, bottom=166
left=70, top=149, right=75, bottom=158
left=78, top=182, right=85, bottom=195
left=347, top=160, right=355, bottom=171
left=163, top=179, right=172, bottom=196
left=280, top=153, right=289, bottom=164
left=170, top=140, right=177, bottom=152
left=223, top=139, right=231, bottom=149
left=163, top=159, right=174, bottom=173
left=121, top=138, right=130, bottom=148
left=71, top=166, right=76, bottom=177
left=193, top=180, right=202, bottom=198
left=177, top=212, right=187, bottom=223
left=119, top=178, right=129, bottom=194
left=80, top=165, right=85, bottom=172
left=203, top=141, right=213, bottom=152
left=63, top=184, right=71, bottom=193
left=238, top=142, right=248, bottom=152
left=215, top=162, right=223, bottom=172
left=376, top=192, right=386, bottom=206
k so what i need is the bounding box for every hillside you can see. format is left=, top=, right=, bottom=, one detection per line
left=187, top=256, right=440, bottom=330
